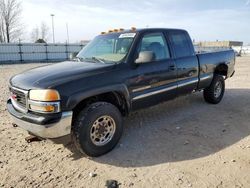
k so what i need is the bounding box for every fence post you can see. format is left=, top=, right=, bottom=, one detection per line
left=18, top=41, right=23, bottom=62
left=45, top=43, right=48, bottom=62
left=65, top=42, right=69, bottom=60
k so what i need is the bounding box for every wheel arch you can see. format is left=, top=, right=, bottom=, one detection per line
left=66, top=84, right=131, bottom=120
left=214, top=63, right=228, bottom=77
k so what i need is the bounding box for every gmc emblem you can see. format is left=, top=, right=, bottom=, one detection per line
left=11, top=93, right=17, bottom=100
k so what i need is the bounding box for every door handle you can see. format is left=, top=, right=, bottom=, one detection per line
left=169, top=65, right=175, bottom=70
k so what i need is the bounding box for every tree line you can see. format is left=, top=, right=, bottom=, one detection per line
left=0, top=0, right=50, bottom=43
left=0, top=0, right=22, bottom=43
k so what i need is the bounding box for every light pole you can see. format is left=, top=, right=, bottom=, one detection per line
left=66, top=23, right=69, bottom=43
left=51, top=14, right=55, bottom=43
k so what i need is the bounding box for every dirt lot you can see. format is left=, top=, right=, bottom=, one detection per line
left=0, top=57, right=250, bottom=188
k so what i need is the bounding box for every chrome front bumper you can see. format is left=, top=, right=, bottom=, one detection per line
left=11, top=111, right=73, bottom=138
left=7, top=99, right=73, bottom=138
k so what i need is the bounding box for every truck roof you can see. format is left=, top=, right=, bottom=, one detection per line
left=101, top=28, right=188, bottom=35
left=131, top=28, right=187, bottom=33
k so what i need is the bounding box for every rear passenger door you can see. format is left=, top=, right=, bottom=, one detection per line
left=167, top=31, right=199, bottom=95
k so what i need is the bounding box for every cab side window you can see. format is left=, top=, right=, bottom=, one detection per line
left=137, top=33, right=170, bottom=61
left=169, top=32, right=193, bottom=58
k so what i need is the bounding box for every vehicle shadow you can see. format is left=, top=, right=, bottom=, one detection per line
left=58, top=88, right=250, bottom=167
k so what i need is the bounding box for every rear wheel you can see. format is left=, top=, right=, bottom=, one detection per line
left=72, top=102, right=123, bottom=157
left=203, top=74, right=225, bottom=104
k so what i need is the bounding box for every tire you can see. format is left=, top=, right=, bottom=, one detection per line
left=72, top=102, right=123, bottom=157
left=203, top=74, right=225, bottom=104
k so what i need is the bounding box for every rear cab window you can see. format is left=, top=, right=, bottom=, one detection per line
left=168, top=31, right=194, bottom=58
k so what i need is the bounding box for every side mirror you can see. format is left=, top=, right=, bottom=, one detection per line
left=135, top=51, right=155, bottom=64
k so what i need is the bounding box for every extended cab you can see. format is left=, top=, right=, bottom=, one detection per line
left=7, top=28, right=235, bottom=156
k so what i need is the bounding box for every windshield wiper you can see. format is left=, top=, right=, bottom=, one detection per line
left=76, top=57, right=85, bottom=62
left=91, top=57, right=106, bottom=64
left=76, top=56, right=106, bottom=64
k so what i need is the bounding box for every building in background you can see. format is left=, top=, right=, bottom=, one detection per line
left=195, top=41, right=243, bottom=47
left=193, top=41, right=250, bottom=56
left=80, top=40, right=90, bottom=45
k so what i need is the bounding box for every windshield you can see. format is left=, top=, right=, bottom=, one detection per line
left=77, top=32, right=136, bottom=63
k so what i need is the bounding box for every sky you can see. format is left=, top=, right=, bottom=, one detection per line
left=22, top=0, right=250, bottom=44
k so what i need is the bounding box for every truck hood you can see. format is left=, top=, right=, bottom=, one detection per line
left=10, top=61, right=115, bottom=90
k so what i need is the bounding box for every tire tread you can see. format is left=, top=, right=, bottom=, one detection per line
left=203, top=74, right=225, bottom=104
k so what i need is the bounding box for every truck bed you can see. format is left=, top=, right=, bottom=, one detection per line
left=194, top=46, right=231, bottom=54
left=196, top=49, right=235, bottom=90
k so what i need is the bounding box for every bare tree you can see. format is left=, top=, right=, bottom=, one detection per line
left=0, top=0, right=23, bottom=43
left=31, top=26, right=39, bottom=42
left=30, top=22, right=50, bottom=43
left=0, top=19, right=5, bottom=42
left=0, top=2, right=5, bottom=42
left=40, top=22, right=49, bottom=42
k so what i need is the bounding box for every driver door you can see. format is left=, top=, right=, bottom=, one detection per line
left=129, top=32, right=178, bottom=110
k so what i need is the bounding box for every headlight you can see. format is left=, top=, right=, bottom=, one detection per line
left=28, top=89, right=61, bottom=113
left=29, top=89, right=60, bottom=101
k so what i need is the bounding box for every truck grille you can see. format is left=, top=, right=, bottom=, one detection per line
left=10, top=86, right=28, bottom=111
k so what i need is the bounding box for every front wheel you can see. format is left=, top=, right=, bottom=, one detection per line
left=203, top=74, right=225, bottom=104
left=72, top=102, right=123, bottom=157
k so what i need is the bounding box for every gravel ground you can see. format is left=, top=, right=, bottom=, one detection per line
left=0, top=57, right=250, bottom=188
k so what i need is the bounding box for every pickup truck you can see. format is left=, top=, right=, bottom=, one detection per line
left=7, top=28, right=235, bottom=157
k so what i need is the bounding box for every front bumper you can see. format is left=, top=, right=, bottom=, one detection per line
left=7, top=99, right=73, bottom=138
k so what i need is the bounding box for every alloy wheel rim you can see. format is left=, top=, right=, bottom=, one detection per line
left=214, top=81, right=222, bottom=98
left=90, top=115, right=116, bottom=146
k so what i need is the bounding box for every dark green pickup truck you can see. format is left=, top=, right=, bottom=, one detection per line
left=7, top=28, right=235, bottom=156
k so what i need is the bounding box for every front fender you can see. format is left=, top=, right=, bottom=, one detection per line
left=65, top=84, right=131, bottom=111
